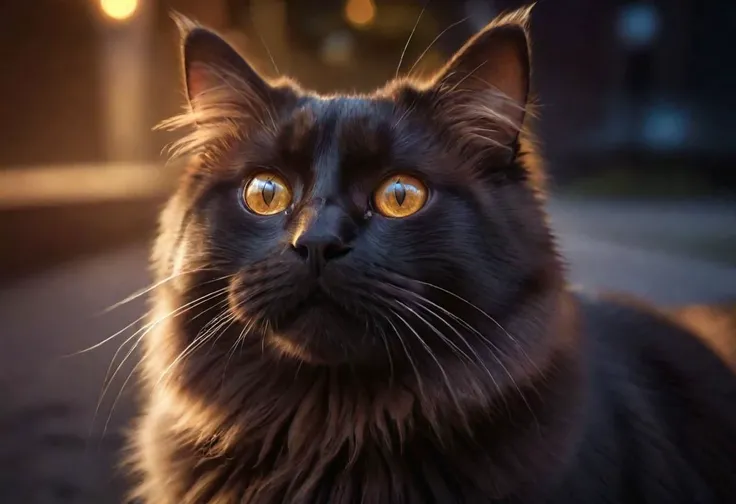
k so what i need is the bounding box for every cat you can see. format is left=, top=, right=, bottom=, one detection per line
left=129, top=7, right=736, bottom=503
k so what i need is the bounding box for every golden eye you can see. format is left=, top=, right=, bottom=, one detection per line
left=373, top=174, right=428, bottom=218
left=243, top=172, right=292, bottom=215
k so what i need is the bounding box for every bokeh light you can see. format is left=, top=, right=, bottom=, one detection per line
left=345, top=0, right=376, bottom=29
left=100, top=0, right=139, bottom=22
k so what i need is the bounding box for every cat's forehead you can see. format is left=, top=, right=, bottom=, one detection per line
left=278, top=96, right=398, bottom=168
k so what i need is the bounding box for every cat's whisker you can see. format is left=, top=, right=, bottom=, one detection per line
left=392, top=284, right=510, bottom=357
left=398, top=286, right=537, bottom=418
left=375, top=319, right=395, bottom=387
left=155, top=306, right=240, bottom=388
left=154, top=328, right=219, bottom=390
left=256, top=30, right=279, bottom=75
left=193, top=296, right=238, bottom=343
left=389, top=308, right=463, bottom=414
left=444, top=60, right=488, bottom=95
left=407, top=17, right=469, bottom=78
left=392, top=102, right=416, bottom=130
left=91, top=287, right=231, bottom=436
left=199, top=311, right=241, bottom=359
left=65, top=308, right=153, bottom=358
left=202, top=312, right=241, bottom=357
left=222, top=319, right=253, bottom=386
left=394, top=300, right=474, bottom=368
left=155, top=312, right=230, bottom=387
left=261, top=324, right=267, bottom=356
left=411, top=279, right=528, bottom=354
left=395, top=1, right=427, bottom=79
left=96, top=334, right=145, bottom=424
left=102, top=286, right=231, bottom=390
left=101, top=358, right=144, bottom=444
left=100, top=268, right=229, bottom=316
left=87, top=329, right=146, bottom=451
left=383, top=314, right=424, bottom=401
left=72, top=272, right=232, bottom=359
left=404, top=298, right=505, bottom=400
left=204, top=310, right=242, bottom=358
left=239, top=317, right=258, bottom=352
left=102, top=287, right=240, bottom=446
left=99, top=268, right=205, bottom=315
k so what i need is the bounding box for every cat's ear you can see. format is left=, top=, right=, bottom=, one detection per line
left=160, top=14, right=290, bottom=160
left=175, top=17, right=270, bottom=109
left=158, top=13, right=295, bottom=158
left=428, top=6, right=533, bottom=152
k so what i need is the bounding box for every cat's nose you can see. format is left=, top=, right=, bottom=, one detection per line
left=292, top=233, right=351, bottom=267
left=290, top=204, right=354, bottom=275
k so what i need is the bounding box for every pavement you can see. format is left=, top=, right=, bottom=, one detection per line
left=549, top=197, right=736, bottom=305
left=0, top=199, right=734, bottom=503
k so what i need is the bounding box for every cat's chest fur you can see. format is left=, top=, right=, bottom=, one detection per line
left=137, top=404, right=567, bottom=504
left=133, top=326, right=579, bottom=504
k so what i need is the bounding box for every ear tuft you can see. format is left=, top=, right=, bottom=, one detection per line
left=169, top=10, right=198, bottom=38
left=488, top=3, right=535, bottom=29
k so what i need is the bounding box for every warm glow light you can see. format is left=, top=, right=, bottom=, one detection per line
left=100, top=0, right=139, bottom=21
left=345, top=0, right=376, bottom=28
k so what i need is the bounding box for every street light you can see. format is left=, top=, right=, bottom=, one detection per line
left=100, top=0, right=139, bottom=22
left=97, top=0, right=151, bottom=162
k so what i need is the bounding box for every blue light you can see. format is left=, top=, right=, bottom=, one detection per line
left=643, top=105, right=689, bottom=148
left=618, top=3, right=660, bottom=48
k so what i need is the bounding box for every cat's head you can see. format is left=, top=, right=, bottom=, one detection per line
left=154, top=6, right=560, bottom=379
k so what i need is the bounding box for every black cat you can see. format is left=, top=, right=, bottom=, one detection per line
left=129, top=8, right=736, bottom=503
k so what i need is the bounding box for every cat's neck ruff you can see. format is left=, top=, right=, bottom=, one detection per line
left=135, top=283, right=584, bottom=502
left=143, top=280, right=579, bottom=445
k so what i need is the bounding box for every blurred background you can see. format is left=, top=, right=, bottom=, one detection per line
left=0, top=0, right=734, bottom=502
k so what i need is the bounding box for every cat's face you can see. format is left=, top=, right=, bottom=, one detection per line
left=157, top=8, right=558, bottom=371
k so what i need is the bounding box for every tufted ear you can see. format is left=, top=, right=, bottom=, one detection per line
left=429, top=6, right=533, bottom=153
left=160, top=14, right=287, bottom=160
left=173, top=15, right=271, bottom=113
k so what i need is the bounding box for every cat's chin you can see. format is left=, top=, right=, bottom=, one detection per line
left=264, top=298, right=372, bottom=365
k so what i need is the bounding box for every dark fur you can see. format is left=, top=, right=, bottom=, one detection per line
left=130, top=8, right=736, bottom=503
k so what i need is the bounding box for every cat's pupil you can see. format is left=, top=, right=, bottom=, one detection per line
left=262, top=180, right=275, bottom=206
left=393, top=182, right=406, bottom=206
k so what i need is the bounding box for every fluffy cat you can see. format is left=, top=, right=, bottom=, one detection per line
left=130, top=7, right=736, bottom=503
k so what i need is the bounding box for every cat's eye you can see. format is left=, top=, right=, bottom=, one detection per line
left=373, top=175, right=428, bottom=218
left=243, top=172, right=292, bottom=215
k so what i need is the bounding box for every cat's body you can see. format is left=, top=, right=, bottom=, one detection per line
left=551, top=296, right=736, bottom=503
left=130, top=8, right=736, bottom=503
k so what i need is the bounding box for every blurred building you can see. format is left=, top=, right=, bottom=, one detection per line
left=556, top=0, right=736, bottom=188
left=2, top=0, right=735, bottom=170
